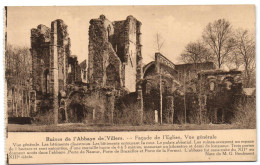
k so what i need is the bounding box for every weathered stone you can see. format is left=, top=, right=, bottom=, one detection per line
left=31, top=19, right=73, bottom=124
left=30, top=15, right=144, bottom=125
left=88, top=15, right=143, bottom=93
left=198, top=70, right=243, bottom=124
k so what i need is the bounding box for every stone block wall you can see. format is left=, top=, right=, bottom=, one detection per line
left=175, top=62, right=215, bottom=84
left=88, top=15, right=122, bottom=89
left=30, top=15, right=144, bottom=124
left=113, top=16, right=143, bottom=92
left=31, top=19, right=72, bottom=124
left=198, top=70, right=243, bottom=123
left=50, top=19, right=70, bottom=93
left=31, top=20, right=71, bottom=96
left=88, top=15, right=143, bottom=92
left=31, top=25, right=51, bottom=95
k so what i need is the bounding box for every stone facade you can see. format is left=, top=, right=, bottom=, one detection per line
left=198, top=70, right=243, bottom=124
left=142, top=53, right=241, bottom=124
left=67, top=56, right=87, bottom=85
left=30, top=15, right=143, bottom=125
left=143, top=53, right=180, bottom=124
left=28, top=15, right=243, bottom=126
left=30, top=20, right=85, bottom=124
left=31, top=21, right=71, bottom=95
left=88, top=15, right=143, bottom=92
left=175, top=62, right=215, bottom=84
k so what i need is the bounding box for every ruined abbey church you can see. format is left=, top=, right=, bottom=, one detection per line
left=12, top=14, right=244, bottom=125
left=29, top=15, right=143, bottom=124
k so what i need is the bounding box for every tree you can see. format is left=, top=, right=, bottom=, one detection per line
left=180, top=41, right=213, bottom=64
left=155, top=32, right=165, bottom=53
left=148, top=32, right=165, bottom=61
left=202, top=19, right=235, bottom=68
left=5, top=44, right=32, bottom=117
left=233, top=29, right=255, bottom=87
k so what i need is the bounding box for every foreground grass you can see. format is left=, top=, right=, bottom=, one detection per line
left=7, top=123, right=247, bottom=132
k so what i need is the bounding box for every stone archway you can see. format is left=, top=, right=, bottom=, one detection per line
left=143, top=74, right=181, bottom=124
left=223, top=77, right=235, bottom=91
left=67, top=103, right=86, bottom=123
left=64, top=89, right=114, bottom=124
left=42, top=69, right=49, bottom=94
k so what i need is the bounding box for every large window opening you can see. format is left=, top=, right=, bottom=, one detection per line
left=106, top=64, right=119, bottom=88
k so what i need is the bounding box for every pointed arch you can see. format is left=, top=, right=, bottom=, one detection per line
left=106, top=64, right=120, bottom=88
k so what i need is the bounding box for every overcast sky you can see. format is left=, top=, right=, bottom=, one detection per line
left=6, top=5, right=255, bottom=65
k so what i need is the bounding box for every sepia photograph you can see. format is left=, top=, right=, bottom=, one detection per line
left=5, top=5, right=256, bottom=132
left=4, top=5, right=257, bottom=164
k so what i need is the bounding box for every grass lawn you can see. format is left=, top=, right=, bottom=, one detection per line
left=7, top=123, right=245, bottom=132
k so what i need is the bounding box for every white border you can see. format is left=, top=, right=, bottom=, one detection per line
left=0, top=0, right=258, bottom=165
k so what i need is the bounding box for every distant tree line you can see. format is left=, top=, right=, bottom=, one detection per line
left=179, top=19, right=255, bottom=88
left=5, top=44, right=32, bottom=117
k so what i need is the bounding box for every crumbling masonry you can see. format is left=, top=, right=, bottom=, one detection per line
left=88, top=15, right=143, bottom=92
left=30, top=15, right=143, bottom=124
left=30, top=20, right=71, bottom=124
left=28, top=15, right=243, bottom=125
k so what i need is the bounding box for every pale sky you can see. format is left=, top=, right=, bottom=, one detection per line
left=6, top=5, right=255, bottom=65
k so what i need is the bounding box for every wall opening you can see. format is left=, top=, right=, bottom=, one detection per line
left=217, top=108, right=223, bottom=123
left=68, top=103, right=85, bottom=123
left=43, top=69, right=49, bottom=94
left=59, top=108, right=66, bottom=123
left=106, top=64, right=119, bottom=88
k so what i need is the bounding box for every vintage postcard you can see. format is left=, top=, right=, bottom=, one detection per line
left=5, top=5, right=256, bottom=164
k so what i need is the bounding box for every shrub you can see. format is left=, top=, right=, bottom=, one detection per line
left=114, top=102, right=141, bottom=125
left=32, top=108, right=54, bottom=125
left=232, top=97, right=256, bottom=129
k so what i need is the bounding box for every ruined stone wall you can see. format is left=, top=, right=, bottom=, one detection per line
left=67, top=56, right=77, bottom=84
left=112, top=21, right=126, bottom=62
left=136, top=21, right=143, bottom=84
left=31, top=20, right=70, bottom=95
left=112, top=16, right=143, bottom=92
left=88, top=15, right=122, bottom=89
left=88, top=15, right=143, bottom=92
left=31, top=19, right=71, bottom=124
left=67, top=55, right=84, bottom=84
left=123, top=16, right=137, bottom=92
left=31, top=25, right=51, bottom=95
left=50, top=19, right=70, bottom=92
left=62, top=87, right=116, bottom=124
left=50, top=19, right=71, bottom=124
left=175, top=62, right=215, bottom=83
left=198, top=70, right=243, bottom=123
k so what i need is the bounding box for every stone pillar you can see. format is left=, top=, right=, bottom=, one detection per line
left=137, top=84, right=143, bottom=125
left=136, top=21, right=143, bottom=82
left=166, top=95, right=174, bottom=124
left=51, top=20, right=60, bottom=125
left=199, top=94, right=208, bottom=124
left=63, top=38, right=70, bottom=90
left=64, top=102, right=68, bottom=123
left=106, top=90, right=115, bottom=124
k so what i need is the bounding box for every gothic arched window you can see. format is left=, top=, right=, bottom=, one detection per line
left=43, top=69, right=49, bottom=94
left=209, top=81, right=215, bottom=91
left=106, top=64, right=119, bottom=88
left=225, top=81, right=232, bottom=90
